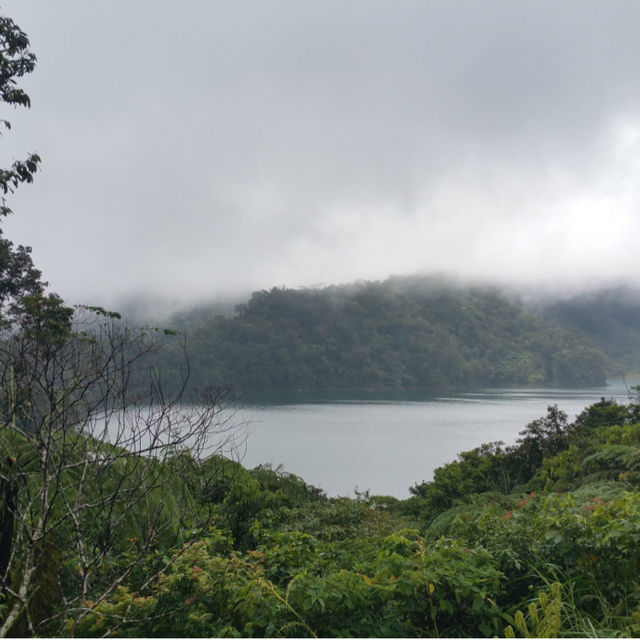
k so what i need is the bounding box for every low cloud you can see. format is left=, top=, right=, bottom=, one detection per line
left=2, top=0, right=639, bottom=309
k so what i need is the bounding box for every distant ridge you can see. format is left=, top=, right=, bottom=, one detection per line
left=155, top=275, right=614, bottom=393
left=539, top=285, right=640, bottom=375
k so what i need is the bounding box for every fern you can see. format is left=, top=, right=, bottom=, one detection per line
left=504, top=582, right=562, bottom=638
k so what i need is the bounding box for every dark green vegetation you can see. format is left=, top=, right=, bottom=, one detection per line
left=40, top=397, right=640, bottom=637
left=158, top=277, right=612, bottom=394
left=540, top=287, right=640, bottom=375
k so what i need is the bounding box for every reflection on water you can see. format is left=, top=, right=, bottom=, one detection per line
left=230, top=379, right=637, bottom=499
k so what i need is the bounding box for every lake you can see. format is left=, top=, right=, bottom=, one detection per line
left=227, top=379, right=638, bottom=499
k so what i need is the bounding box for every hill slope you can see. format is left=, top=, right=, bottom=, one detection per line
left=160, top=276, right=609, bottom=393
left=539, top=286, right=640, bottom=374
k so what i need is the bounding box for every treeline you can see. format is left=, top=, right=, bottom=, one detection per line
left=158, top=276, right=610, bottom=393
left=55, top=397, right=640, bottom=637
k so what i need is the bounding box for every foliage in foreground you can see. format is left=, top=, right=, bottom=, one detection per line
left=50, top=397, right=640, bottom=638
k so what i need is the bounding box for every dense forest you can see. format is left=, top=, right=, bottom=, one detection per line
left=540, top=287, right=640, bottom=374
left=155, top=276, right=616, bottom=394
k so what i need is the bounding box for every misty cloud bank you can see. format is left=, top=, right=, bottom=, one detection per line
left=1, top=1, right=639, bottom=310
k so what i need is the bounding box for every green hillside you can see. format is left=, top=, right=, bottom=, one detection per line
left=540, top=286, right=640, bottom=374
left=160, top=276, right=609, bottom=393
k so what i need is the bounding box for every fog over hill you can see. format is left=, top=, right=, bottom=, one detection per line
left=114, top=274, right=640, bottom=332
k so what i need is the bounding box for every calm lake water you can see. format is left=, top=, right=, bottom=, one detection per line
left=228, top=379, right=638, bottom=499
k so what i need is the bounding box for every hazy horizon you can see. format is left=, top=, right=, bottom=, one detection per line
left=2, top=2, right=639, bottom=313
left=114, top=270, right=640, bottom=325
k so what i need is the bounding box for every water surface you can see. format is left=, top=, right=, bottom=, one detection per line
left=230, top=379, right=636, bottom=498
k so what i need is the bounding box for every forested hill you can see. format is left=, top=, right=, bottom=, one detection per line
left=539, top=286, right=640, bottom=374
left=158, top=276, right=610, bottom=393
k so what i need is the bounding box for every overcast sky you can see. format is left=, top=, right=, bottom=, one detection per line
left=1, top=1, right=639, bottom=310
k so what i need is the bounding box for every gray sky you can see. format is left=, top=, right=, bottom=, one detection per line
left=1, top=1, right=639, bottom=309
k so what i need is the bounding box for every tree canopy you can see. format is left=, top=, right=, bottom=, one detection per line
left=159, top=277, right=610, bottom=394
